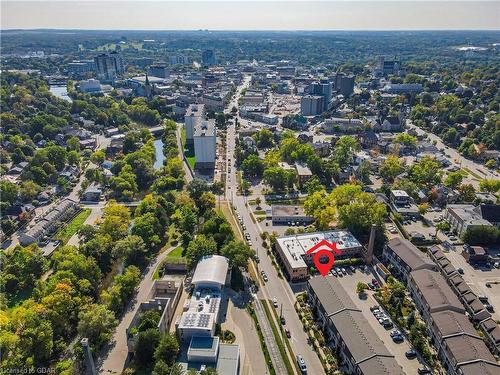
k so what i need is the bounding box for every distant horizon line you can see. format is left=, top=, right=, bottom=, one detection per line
left=2, top=28, right=500, bottom=32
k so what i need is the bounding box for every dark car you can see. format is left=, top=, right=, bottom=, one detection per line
left=392, top=334, right=404, bottom=343
left=280, top=316, right=286, bottom=325
left=418, top=368, right=431, bottom=374
left=405, top=349, right=417, bottom=359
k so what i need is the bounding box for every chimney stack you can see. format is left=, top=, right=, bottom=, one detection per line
left=81, top=338, right=96, bottom=375
left=366, top=224, right=377, bottom=265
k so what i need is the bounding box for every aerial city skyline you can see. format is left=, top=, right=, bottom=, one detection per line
left=1, top=2, right=499, bottom=375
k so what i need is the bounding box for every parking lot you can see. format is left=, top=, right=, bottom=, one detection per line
left=443, top=249, right=500, bottom=321
left=331, top=265, right=426, bottom=374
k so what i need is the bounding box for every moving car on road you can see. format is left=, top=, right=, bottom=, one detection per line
left=296, top=354, right=307, bottom=373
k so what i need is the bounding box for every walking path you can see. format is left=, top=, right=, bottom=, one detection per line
left=97, top=246, right=177, bottom=374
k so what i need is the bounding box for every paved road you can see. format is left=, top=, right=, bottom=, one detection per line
left=98, top=246, right=177, bottom=374
left=225, top=76, right=325, bottom=375
left=406, top=120, right=497, bottom=188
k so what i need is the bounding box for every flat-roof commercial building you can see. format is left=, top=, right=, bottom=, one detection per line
left=177, top=256, right=228, bottom=342
left=446, top=204, right=492, bottom=237
left=307, top=276, right=405, bottom=375
left=193, top=119, right=216, bottom=170
left=271, top=205, right=314, bottom=226
left=275, top=230, right=363, bottom=281
left=382, top=237, right=437, bottom=283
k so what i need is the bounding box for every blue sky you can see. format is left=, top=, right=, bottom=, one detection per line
left=2, top=1, right=500, bottom=30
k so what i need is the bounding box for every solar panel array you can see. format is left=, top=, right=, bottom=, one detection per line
left=198, top=313, right=211, bottom=328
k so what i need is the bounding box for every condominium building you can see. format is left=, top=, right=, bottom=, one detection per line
left=193, top=119, right=216, bottom=169
left=307, top=276, right=405, bottom=375
left=382, top=237, right=437, bottom=283
left=94, top=52, right=124, bottom=81
left=300, top=95, right=324, bottom=116
left=185, top=104, right=206, bottom=145
left=202, top=49, right=216, bottom=67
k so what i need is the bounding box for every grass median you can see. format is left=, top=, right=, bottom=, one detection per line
left=261, top=299, right=297, bottom=375
left=247, top=305, right=276, bottom=375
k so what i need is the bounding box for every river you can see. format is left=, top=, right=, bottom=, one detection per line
left=153, top=138, right=165, bottom=170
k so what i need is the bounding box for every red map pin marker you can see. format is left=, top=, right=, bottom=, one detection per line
left=312, top=249, right=335, bottom=276
left=306, top=239, right=343, bottom=277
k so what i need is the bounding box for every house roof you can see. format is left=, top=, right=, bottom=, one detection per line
left=410, top=269, right=465, bottom=313
left=444, top=334, right=496, bottom=368
left=431, top=310, right=478, bottom=338
left=386, top=238, right=435, bottom=272
left=457, top=361, right=500, bottom=375
left=308, top=275, right=358, bottom=316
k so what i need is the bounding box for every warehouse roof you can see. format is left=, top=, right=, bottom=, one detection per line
left=192, top=255, right=229, bottom=288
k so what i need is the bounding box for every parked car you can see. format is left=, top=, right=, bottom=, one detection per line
left=285, top=328, right=291, bottom=338
left=392, top=334, right=404, bottom=343
left=370, top=305, right=379, bottom=312
left=390, top=329, right=401, bottom=337
left=383, top=320, right=394, bottom=328
left=280, top=316, right=286, bottom=325
left=405, top=349, right=417, bottom=359
left=457, top=268, right=464, bottom=274
left=273, top=298, right=278, bottom=308
left=418, top=367, right=432, bottom=374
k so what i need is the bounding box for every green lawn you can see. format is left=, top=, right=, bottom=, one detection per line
left=153, top=246, right=186, bottom=280
left=186, top=155, right=196, bottom=169
left=55, top=208, right=91, bottom=245
left=166, top=246, right=183, bottom=258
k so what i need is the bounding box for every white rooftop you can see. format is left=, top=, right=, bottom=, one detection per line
left=192, top=255, right=229, bottom=289
left=178, top=287, right=221, bottom=331
left=277, top=230, right=363, bottom=269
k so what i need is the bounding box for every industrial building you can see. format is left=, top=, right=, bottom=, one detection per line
left=177, top=255, right=229, bottom=342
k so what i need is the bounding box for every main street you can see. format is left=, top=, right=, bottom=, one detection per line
left=225, top=76, right=326, bottom=375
